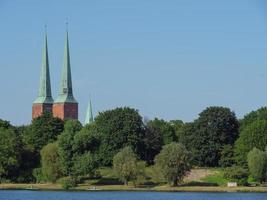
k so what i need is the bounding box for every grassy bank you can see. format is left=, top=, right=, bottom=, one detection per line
left=1, top=168, right=266, bottom=192
left=1, top=183, right=267, bottom=192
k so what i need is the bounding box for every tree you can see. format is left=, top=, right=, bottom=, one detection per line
left=24, top=112, right=64, bottom=153
left=179, top=107, right=239, bottom=167
left=219, top=145, right=235, bottom=167
left=0, top=128, right=23, bottom=182
left=247, top=148, right=267, bottom=183
left=41, top=143, right=61, bottom=183
left=239, top=107, right=267, bottom=132
left=95, top=107, right=145, bottom=166
left=235, top=120, right=267, bottom=166
left=113, top=146, right=145, bottom=185
left=58, top=120, right=82, bottom=176
left=72, top=152, right=98, bottom=177
left=141, top=124, right=164, bottom=164
left=72, top=124, right=100, bottom=155
left=170, top=120, right=184, bottom=141
left=0, top=119, right=13, bottom=129
left=147, top=118, right=177, bottom=145
left=154, top=142, right=191, bottom=186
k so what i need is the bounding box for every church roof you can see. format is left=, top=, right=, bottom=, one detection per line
left=85, top=99, right=93, bottom=124
left=55, top=31, right=77, bottom=103
left=33, top=33, right=54, bottom=104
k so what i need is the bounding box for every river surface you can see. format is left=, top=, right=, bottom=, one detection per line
left=0, top=190, right=266, bottom=200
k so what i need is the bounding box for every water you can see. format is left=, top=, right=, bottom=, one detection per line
left=0, top=190, right=266, bottom=200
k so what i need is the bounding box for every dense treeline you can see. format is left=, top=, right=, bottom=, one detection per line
left=1, top=106, right=267, bottom=185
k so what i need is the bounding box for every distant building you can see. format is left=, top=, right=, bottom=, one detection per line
left=32, top=30, right=78, bottom=120
left=84, top=99, right=94, bottom=125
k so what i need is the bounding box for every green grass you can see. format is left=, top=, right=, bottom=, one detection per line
left=200, top=169, right=227, bottom=186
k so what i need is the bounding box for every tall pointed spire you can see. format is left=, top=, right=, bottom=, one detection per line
left=85, top=99, right=94, bottom=124
left=33, top=31, right=53, bottom=104
left=55, top=29, right=77, bottom=103
left=53, top=27, right=78, bottom=120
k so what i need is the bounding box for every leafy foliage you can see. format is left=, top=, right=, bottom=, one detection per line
left=113, top=146, right=145, bottom=185
left=239, top=107, right=267, bottom=132
left=58, top=120, right=82, bottom=176
left=41, top=143, right=61, bottom=183
left=141, top=123, right=164, bottom=164
left=219, top=145, right=235, bottom=167
left=247, top=148, right=267, bottom=183
left=223, top=166, right=248, bottom=186
left=72, top=152, right=98, bottom=177
left=0, top=128, right=23, bottom=182
left=180, top=107, right=239, bottom=167
left=59, top=177, right=77, bottom=190
left=154, top=142, right=191, bottom=186
left=24, top=112, right=64, bottom=153
left=95, top=107, right=145, bottom=166
left=235, top=120, right=267, bottom=166
left=147, top=118, right=177, bottom=145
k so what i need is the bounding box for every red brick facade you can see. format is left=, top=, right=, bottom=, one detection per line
left=53, top=102, right=78, bottom=120
left=32, top=103, right=53, bottom=119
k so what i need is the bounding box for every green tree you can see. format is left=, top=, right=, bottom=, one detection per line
left=219, top=145, right=235, bottom=167
left=180, top=107, right=239, bottom=167
left=41, top=142, right=61, bottom=183
left=72, top=124, right=100, bottom=155
left=235, top=120, right=267, bottom=166
left=154, top=142, right=191, bottom=186
left=0, top=119, right=13, bottom=129
left=170, top=120, right=184, bottom=140
left=239, top=107, right=267, bottom=132
left=0, top=128, right=23, bottom=182
left=113, top=146, right=145, bottom=185
left=141, top=124, right=164, bottom=164
left=147, top=118, right=177, bottom=145
left=58, top=120, right=82, bottom=176
left=24, top=112, right=64, bottom=153
left=72, top=152, right=98, bottom=177
left=95, top=107, right=145, bottom=166
left=247, top=148, right=267, bottom=183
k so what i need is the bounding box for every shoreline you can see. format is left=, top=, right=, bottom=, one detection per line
left=0, top=184, right=267, bottom=193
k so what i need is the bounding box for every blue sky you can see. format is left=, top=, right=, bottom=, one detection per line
left=0, top=0, right=267, bottom=125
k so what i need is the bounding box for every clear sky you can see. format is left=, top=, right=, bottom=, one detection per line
left=1, top=0, right=267, bottom=125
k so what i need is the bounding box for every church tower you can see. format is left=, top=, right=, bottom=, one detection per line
left=84, top=99, right=93, bottom=125
left=53, top=31, right=78, bottom=120
left=32, top=33, right=54, bottom=119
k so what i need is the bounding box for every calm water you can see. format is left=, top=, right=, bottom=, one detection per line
left=0, top=190, right=266, bottom=200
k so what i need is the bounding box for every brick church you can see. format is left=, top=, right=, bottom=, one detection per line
left=32, top=31, right=78, bottom=120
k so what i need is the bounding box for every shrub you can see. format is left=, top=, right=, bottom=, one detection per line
left=32, top=168, right=46, bottom=183
left=154, top=142, right=191, bottom=186
left=113, top=146, right=145, bottom=186
left=247, top=148, right=267, bottom=183
left=59, top=177, right=77, bottom=190
left=223, top=166, right=248, bottom=186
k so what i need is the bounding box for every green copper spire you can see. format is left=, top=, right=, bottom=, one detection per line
left=55, top=30, right=77, bottom=103
left=85, top=99, right=93, bottom=124
left=33, top=32, right=53, bottom=104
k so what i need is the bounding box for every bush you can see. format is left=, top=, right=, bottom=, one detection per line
left=41, top=143, right=61, bottom=183
left=154, top=142, right=191, bottom=186
left=223, top=166, right=248, bottom=186
left=113, top=146, right=145, bottom=186
left=59, top=177, right=77, bottom=190
left=247, top=148, right=267, bottom=183
left=235, top=120, right=267, bottom=166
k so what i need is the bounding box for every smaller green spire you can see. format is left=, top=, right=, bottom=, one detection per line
left=85, top=99, right=94, bottom=125
left=33, top=32, right=53, bottom=104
